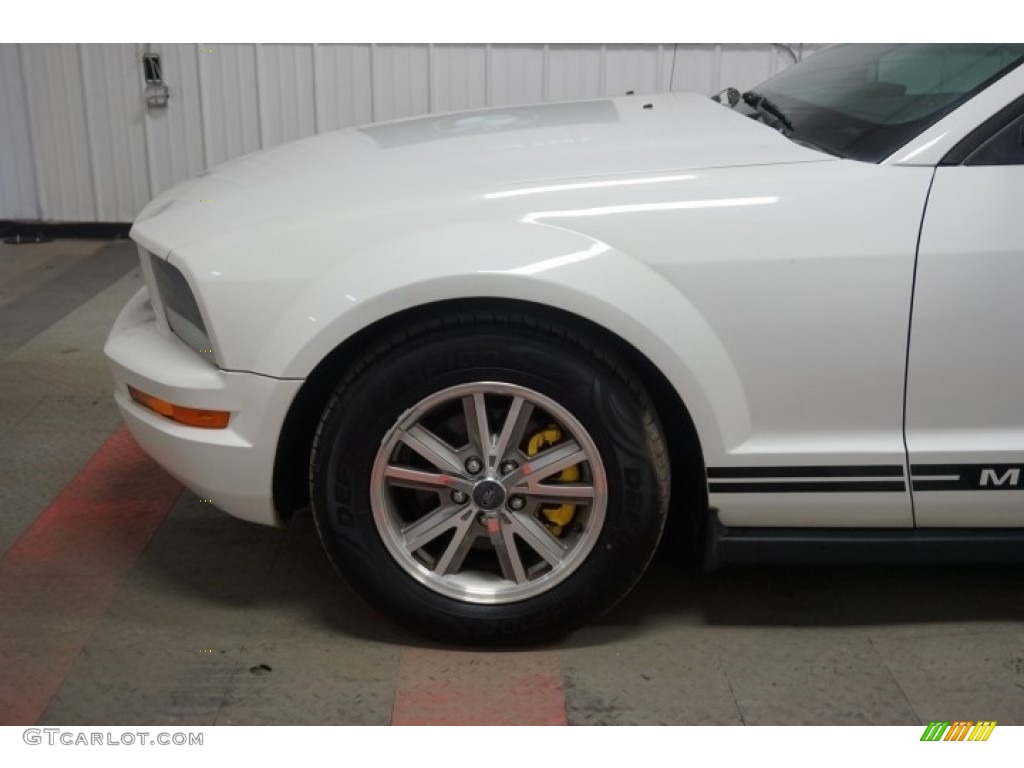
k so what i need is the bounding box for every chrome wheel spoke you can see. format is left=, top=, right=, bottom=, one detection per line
left=508, top=440, right=587, bottom=486
left=402, top=504, right=471, bottom=552
left=487, top=514, right=528, bottom=583
left=435, top=512, right=480, bottom=575
left=493, top=396, right=534, bottom=464
left=384, top=466, right=473, bottom=494
left=505, top=512, right=566, bottom=568
left=399, top=424, right=465, bottom=475
left=462, top=393, right=491, bottom=461
left=525, top=483, right=595, bottom=502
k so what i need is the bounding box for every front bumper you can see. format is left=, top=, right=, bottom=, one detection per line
left=104, top=286, right=303, bottom=526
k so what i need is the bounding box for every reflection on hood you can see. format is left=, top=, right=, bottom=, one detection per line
left=360, top=100, right=619, bottom=149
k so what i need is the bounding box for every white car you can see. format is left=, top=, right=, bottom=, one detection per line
left=106, top=44, right=1024, bottom=643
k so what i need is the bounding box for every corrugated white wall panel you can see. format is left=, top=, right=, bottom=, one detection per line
left=716, top=43, right=784, bottom=92
left=603, top=44, right=670, bottom=95
left=256, top=44, right=317, bottom=147
left=80, top=44, right=150, bottom=221
left=0, top=45, right=39, bottom=219
left=670, top=45, right=721, bottom=94
left=197, top=43, right=261, bottom=167
left=313, top=43, right=374, bottom=132
left=21, top=44, right=96, bottom=220
left=547, top=45, right=604, bottom=101
left=1, top=43, right=817, bottom=222
left=143, top=43, right=206, bottom=196
left=431, top=45, right=488, bottom=112
left=370, top=44, right=430, bottom=121
left=671, top=43, right=791, bottom=95
left=490, top=45, right=547, bottom=106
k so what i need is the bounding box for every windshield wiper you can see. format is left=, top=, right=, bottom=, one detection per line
left=714, top=86, right=842, bottom=155
left=741, top=90, right=794, bottom=133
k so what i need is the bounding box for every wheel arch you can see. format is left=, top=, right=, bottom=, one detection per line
left=272, top=297, right=709, bottom=548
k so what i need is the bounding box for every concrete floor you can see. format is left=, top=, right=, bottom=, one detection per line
left=1, top=238, right=1023, bottom=726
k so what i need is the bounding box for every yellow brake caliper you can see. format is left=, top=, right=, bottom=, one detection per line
left=526, top=425, right=579, bottom=536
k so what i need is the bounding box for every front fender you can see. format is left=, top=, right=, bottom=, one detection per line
left=256, top=220, right=747, bottom=458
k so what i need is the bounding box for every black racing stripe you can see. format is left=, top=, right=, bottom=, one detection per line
left=911, top=463, right=1024, bottom=473
left=910, top=464, right=964, bottom=476
left=707, top=465, right=905, bottom=479
left=912, top=481, right=973, bottom=492
left=912, top=464, right=1024, bottom=492
left=709, top=481, right=907, bottom=494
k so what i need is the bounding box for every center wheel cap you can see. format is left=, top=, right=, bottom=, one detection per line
left=472, top=479, right=506, bottom=511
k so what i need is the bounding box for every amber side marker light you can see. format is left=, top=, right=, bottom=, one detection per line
left=128, top=386, right=230, bottom=429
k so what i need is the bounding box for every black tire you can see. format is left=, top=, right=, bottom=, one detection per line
left=309, top=311, right=669, bottom=645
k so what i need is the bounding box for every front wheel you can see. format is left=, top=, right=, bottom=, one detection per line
left=309, top=314, right=669, bottom=644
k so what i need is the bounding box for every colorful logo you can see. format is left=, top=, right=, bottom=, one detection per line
left=920, top=721, right=996, bottom=742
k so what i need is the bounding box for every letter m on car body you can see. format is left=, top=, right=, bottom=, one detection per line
left=979, top=468, right=1020, bottom=487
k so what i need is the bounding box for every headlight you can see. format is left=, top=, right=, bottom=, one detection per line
left=149, top=254, right=216, bottom=361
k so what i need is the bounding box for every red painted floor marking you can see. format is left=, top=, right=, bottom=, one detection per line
left=391, top=647, right=567, bottom=725
left=0, top=427, right=181, bottom=725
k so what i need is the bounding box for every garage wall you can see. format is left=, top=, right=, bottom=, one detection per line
left=0, top=46, right=40, bottom=221
left=0, top=43, right=821, bottom=223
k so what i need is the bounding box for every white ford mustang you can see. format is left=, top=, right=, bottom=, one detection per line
left=106, top=44, right=1024, bottom=643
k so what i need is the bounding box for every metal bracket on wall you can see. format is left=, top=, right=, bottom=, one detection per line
left=143, top=50, right=170, bottom=108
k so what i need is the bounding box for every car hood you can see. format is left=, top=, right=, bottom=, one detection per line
left=132, top=92, right=829, bottom=257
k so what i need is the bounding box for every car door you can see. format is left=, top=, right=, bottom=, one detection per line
left=906, top=97, right=1024, bottom=526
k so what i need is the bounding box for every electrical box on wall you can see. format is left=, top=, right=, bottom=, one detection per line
left=143, top=50, right=169, bottom=107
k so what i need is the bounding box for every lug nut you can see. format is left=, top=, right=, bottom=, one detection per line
left=451, top=490, right=468, bottom=505
left=500, top=460, right=518, bottom=475
left=465, top=457, right=483, bottom=475
left=507, top=495, right=526, bottom=511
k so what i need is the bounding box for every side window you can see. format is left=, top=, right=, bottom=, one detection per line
left=965, top=112, right=1024, bottom=166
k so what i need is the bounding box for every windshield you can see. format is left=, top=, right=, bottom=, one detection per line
left=740, top=44, right=1024, bottom=162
